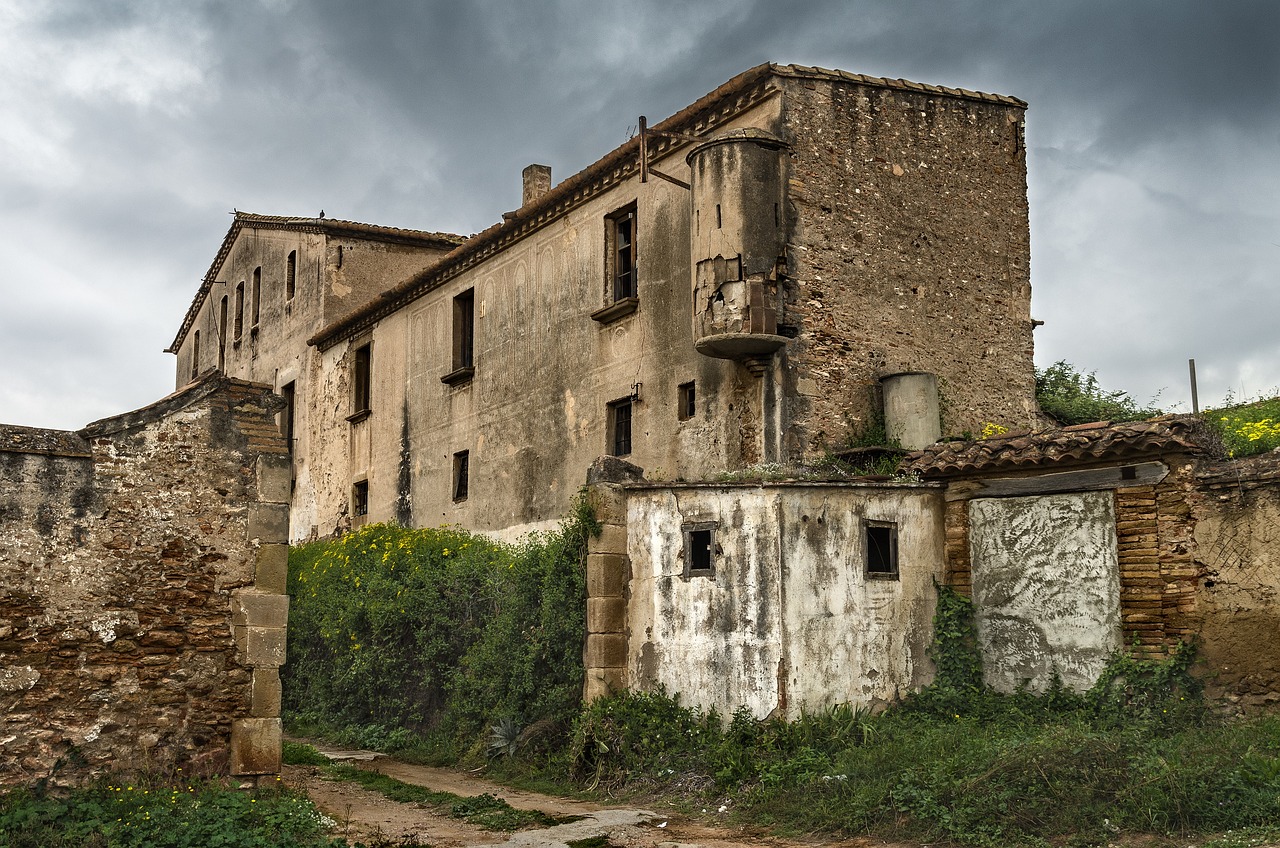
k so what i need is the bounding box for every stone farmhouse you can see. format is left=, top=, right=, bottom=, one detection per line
left=4, top=62, right=1275, bottom=786
left=166, top=63, right=1037, bottom=542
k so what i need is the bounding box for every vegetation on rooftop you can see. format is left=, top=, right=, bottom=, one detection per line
left=1035, top=359, right=1163, bottom=426
left=1205, top=392, right=1280, bottom=458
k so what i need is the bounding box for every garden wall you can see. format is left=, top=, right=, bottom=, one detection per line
left=0, top=372, right=290, bottom=785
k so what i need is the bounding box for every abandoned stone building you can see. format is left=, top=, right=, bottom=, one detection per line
left=4, top=63, right=1276, bottom=785
left=167, top=63, right=1037, bottom=543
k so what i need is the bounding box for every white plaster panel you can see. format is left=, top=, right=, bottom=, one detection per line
left=970, top=491, right=1121, bottom=693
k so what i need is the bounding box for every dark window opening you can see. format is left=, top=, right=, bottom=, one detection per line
left=190, top=330, right=200, bottom=381
left=251, top=267, right=261, bottom=328
left=285, top=251, right=296, bottom=301
left=352, top=342, right=371, bottom=415
left=352, top=480, right=369, bottom=517
left=678, top=381, right=696, bottom=421
left=279, top=381, right=296, bottom=453
left=607, top=204, right=637, bottom=302
left=609, top=397, right=632, bottom=457
left=866, top=521, right=899, bottom=578
left=453, top=450, right=469, bottom=502
left=233, top=282, right=245, bottom=341
left=454, top=289, right=475, bottom=370
left=682, top=523, right=717, bottom=578
left=217, top=295, right=228, bottom=370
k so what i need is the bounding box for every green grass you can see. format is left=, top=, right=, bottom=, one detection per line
left=0, top=777, right=342, bottom=848
left=1206, top=394, right=1280, bottom=458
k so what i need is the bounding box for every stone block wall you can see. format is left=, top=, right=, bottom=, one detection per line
left=582, top=478, right=630, bottom=703
left=779, top=74, right=1037, bottom=457
left=0, top=373, right=289, bottom=785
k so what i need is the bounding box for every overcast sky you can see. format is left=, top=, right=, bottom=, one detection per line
left=1, top=0, right=1276, bottom=431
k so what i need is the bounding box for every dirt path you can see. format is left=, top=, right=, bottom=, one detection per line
left=285, top=740, right=905, bottom=847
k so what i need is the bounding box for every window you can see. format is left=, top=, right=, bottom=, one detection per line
left=234, top=282, right=245, bottom=341
left=217, top=295, right=228, bottom=371
left=443, top=289, right=475, bottom=385
left=190, top=330, right=200, bottom=381
left=608, top=203, right=637, bottom=301
left=452, top=450, right=469, bottom=502
left=279, top=381, right=296, bottom=453
left=285, top=251, right=296, bottom=301
left=352, top=480, right=369, bottom=519
left=678, top=381, right=696, bottom=421
left=251, top=267, right=261, bottom=328
left=865, top=521, right=899, bottom=579
left=351, top=342, right=371, bottom=416
left=682, top=522, right=716, bottom=578
left=608, top=397, right=633, bottom=457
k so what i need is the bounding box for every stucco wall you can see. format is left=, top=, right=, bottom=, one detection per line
left=625, top=482, right=943, bottom=718
left=0, top=374, right=289, bottom=785
left=969, top=492, right=1122, bottom=692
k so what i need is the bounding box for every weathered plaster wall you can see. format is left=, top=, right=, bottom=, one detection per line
left=0, top=374, right=289, bottom=785
left=624, top=482, right=943, bottom=718
left=322, top=98, right=787, bottom=539
left=1190, top=454, right=1280, bottom=710
left=969, top=492, right=1121, bottom=693
left=778, top=74, right=1036, bottom=455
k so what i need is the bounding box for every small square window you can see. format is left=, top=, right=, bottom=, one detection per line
left=866, top=521, right=899, bottom=579
left=608, top=397, right=632, bottom=457
left=352, top=480, right=369, bottom=519
left=678, top=381, right=696, bottom=421
left=682, top=522, right=717, bottom=578
left=452, top=450, right=469, bottom=502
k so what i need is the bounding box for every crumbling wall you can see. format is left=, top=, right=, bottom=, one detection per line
left=622, top=480, right=943, bottom=718
left=0, top=374, right=289, bottom=785
left=1189, top=453, right=1280, bottom=710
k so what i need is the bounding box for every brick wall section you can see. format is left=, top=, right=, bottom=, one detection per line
left=941, top=498, right=972, bottom=594
left=0, top=372, right=288, bottom=786
left=582, top=472, right=631, bottom=702
left=779, top=76, right=1036, bottom=457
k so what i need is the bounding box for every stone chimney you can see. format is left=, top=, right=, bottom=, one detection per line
left=522, top=164, right=552, bottom=208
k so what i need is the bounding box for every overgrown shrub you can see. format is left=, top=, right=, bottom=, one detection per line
left=1036, top=360, right=1160, bottom=426
left=1206, top=393, right=1280, bottom=458
left=283, top=496, right=595, bottom=749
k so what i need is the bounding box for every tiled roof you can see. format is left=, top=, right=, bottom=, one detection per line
left=307, top=63, right=1024, bottom=350
left=166, top=213, right=466, bottom=354
left=906, top=416, right=1216, bottom=477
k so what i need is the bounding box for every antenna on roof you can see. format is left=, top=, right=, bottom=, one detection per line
left=637, top=115, right=695, bottom=190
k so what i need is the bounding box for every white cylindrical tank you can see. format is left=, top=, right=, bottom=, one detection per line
left=881, top=372, right=941, bottom=450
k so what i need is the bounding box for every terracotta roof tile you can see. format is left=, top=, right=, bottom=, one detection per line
left=907, top=415, right=1217, bottom=477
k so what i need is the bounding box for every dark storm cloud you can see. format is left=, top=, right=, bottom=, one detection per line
left=1, top=0, right=1276, bottom=429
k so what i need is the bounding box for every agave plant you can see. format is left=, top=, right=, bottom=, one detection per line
left=488, top=717, right=521, bottom=758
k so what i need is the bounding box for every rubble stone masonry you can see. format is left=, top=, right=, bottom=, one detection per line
left=0, top=373, right=289, bottom=785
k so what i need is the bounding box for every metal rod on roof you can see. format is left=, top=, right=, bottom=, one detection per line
left=1189, top=358, right=1199, bottom=414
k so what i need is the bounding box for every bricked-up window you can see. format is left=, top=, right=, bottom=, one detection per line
left=454, top=289, right=474, bottom=370
left=234, top=282, right=245, bottom=341
left=866, top=520, right=899, bottom=579
left=678, top=381, right=696, bottom=421
left=682, top=522, right=716, bottom=578
left=608, top=397, right=632, bottom=456
left=452, top=450, right=469, bottom=502
left=251, top=267, right=261, bottom=328
left=279, top=381, right=296, bottom=453
left=352, top=342, right=372, bottom=416
left=285, top=250, right=296, bottom=301
left=352, top=480, right=369, bottom=517
left=606, top=203, right=637, bottom=302
left=190, top=330, right=200, bottom=381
